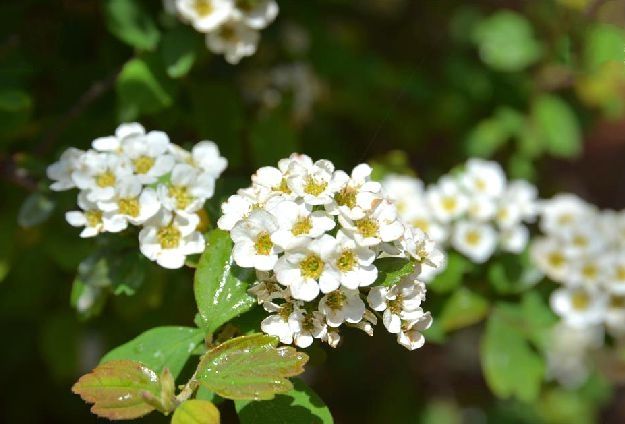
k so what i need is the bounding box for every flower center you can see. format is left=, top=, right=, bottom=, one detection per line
left=220, top=24, right=237, bottom=41
left=254, top=231, right=273, bottom=255
left=572, top=235, right=588, bottom=248
left=611, top=296, right=625, bottom=309
left=304, top=176, right=327, bottom=196
left=571, top=291, right=590, bottom=310
left=355, top=218, right=378, bottom=238
left=196, top=209, right=210, bottom=232
left=300, top=254, right=324, bottom=279
left=441, top=196, right=457, bottom=212
left=616, top=265, right=625, bottom=282
left=236, top=0, right=258, bottom=12
left=335, top=186, right=357, bottom=209
left=85, top=210, right=102, bottom=227
left=548, top=251, right=565, bottom=268
left=497, top=208, right=508, bottom=221
left=475, top=178, right=487, bottom=191
left=193, top=0, right=213, bottom=16
left=157, top=225, right=181, bottom=249
left=274, top=178, right=291, bottom=194
left=558, top=214, right=574, bottom=225
left=278, top=302, right=294, bottom=320
left=291, top=217, right=312, bottom=236
left=118, top=198, right=140, bottom=217
left=465, top=230, right=481, bottom=246
left=336, top=250, right=356, bottom=273
left=133, top=155, right=155, bottom=174
left=96, top=171, right=116, bottom=188
left=388, top=297, right=403, bottom=315
left=325, top=290, right=347, bottom=310
left=169, top=185, right=193, bottom=210
left=411, top=218, right=429, bottom=232
left=581, top=263, right=598, bottom=280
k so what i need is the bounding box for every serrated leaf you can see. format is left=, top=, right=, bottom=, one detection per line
left=438, top=287, right=489, bottom=332
left=161, top=26, right=199, bottom=78
left=194, top=229, right=256, bottom=334
left=481, top=305, right=544, bottom=402
left=172, top=400, right=220, bottom=424
left=196, top=334, right=308, bottom=401
left=532, top=94, right=582, bottom=158
left=72, top=360, right=161, bottom=420
left=101, top=326, right=205, bottom=379
left=235, top=378, right=333, bottom=424
left=374, top=257, right=415, bottom=287
left=105, top=0, right=160, bottom=50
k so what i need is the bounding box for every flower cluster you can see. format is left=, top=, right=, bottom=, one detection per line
left=531, top=194, right=625, bottom=337
left=218, top=154, right=443, bottom=350
left=47, top=123, right=227, bottom=269
left=382, top=158, right=538, bottom=280
left=165, top=0, right=278, bottom=64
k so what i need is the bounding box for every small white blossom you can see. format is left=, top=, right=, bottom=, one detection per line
left=288, top=308, right=327, bottom=348
left=158, top=164, right=215, bottom=213
left=231, top=209, right=281, bottom=271
left=339, top=199, right=404, bottom=247
left=318, top=288, right=366, bottom=328
left=47, top=147, right=84, bottom=191
left=288, top=157, right=339, bottom=206
left=232, top=0, right=278, bottom=29
left=269, top=200, right=335, bottom=250
left=397, top=312, right=432, bottom=351
left=175, top=0, right=233, bottom=32
left=206, top=18, right=260, bottom=64
left=98, top=176, right=161, bottom=226
left=460, top=158, right=506, bottom=198
left=327, top=164, right=382, bottom=220
left=451, top=221, right=497, bottom=264
left=367, top=277, right=426, bottom=333
left=72, top=151, right=132, bottom=202
left=124, top=131, right=175, bottom=184
left=550, top=286, right=607, bottom=328
left=426, top=176, right=469, bottom=223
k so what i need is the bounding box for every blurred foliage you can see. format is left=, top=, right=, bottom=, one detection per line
left=2, top=0, right=625, bottom=422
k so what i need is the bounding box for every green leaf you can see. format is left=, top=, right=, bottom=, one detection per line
left=429, top=253, right=471, bottom=293
left=116, top=55, right=175, bottom=119
left=160, top=26, right=199, bottom=79
left=172, top=400, right=220, bottom=424
left=105, top=0, right=160, bottom=50
left=472, top=11, right=542, bottom=71
left=235, top=378, right=333, bottom=424
left=373, top=257, right=415, bottom=287
left=17, top=192, right=55, bottom=228
left=196, top=334, right=308, bottom=400
left=532, top=94, right=582, bottom=158
left=583, top=24, right=625, bottom=72
left=520, top=292, right=557, bottom=351
left=438, top=287, right=489, bottom=332
left=72, top=359, right=161, bottom=420
left=481, top=305, right=545, bottom=402
left=101, top=326, right=205, bottom=379
left=465, top=117, right=508, bottom=158
left=194, top=229, right=256, bottom=334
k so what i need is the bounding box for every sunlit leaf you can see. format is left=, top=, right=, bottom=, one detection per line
left=105, top=0, right=160, bottom=50
left=373, top=257, right=415, bottom=287
left=194, top=229, right=256, bottom=334
left=172, top=400, right=220, bottom=424
left=235, top=378, right=333, bottom=424
left=72, top=360, right=161, bottom=420
left=101, top=326, right=205, bottom=378
left=532, top=94, right=581, bottom=158
left=196, top=334, right=308, bottom=400
left=438, top=287, right=489, bottom=331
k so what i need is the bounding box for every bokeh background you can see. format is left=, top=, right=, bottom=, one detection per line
left=2, top=0, right=625, bottom=422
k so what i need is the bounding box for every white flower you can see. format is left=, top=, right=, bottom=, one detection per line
left=190, top=141, right=228, bottom=179
left=400, top=227, right=445, bottom=269
left=92, top=122, right=146, bottom=152
left=467, top=195, right=497, bottom=221
left=550, top=286, right=607, bottom=328
left=65, top=192, right=125, bottom=237
left=260, top=302, right=296, bottom=345
left=367, top=277, right=426, bottom=333
left=322, top=230, right=378, bottom=290
left=124, top=131, right=175, bottom=184
left=158, top=164, right=215, bottom=213
left=327, top=164, right=382, bottom=220
left=232, top=0, right=278, bottom=29
left=231, top=209, right=281, bottom=271
left=139, top=210, right=205, bottom=269
left=530, top=238, right=570, bottom=283
left=461, top=158, right=506, bottom=197
left=252, top=161, right=294, bottom=196
left=216, top=185, right=278, bottom=231
left=425, top=176, right=469, bottom=222
left=206, top=18, right=260, bottom=64
left=268, top=200, right=335, bottom=249
left=71, top=151, right=132, bottom=202
left=504, top=180, right=538, bottom=220
left=318, top=288, right=365, bottom=327
left=451, top=221, right=497, bottom=264
left=97, top=176, right=161, bottom=226
left=339, top=199, right=404, bottom=247
left=397, top=312, right=432, bottom=350
left=500, top=225, right=529, bottom=254
left=274, top=234, right=337, bottom=301
left=381, top=174, right=425, bottom=217
left=607, top=255, right=625, bottom=295
left=175, top=0, right=233, bottom=32
left=47, top=147, right=84, bottom=191
left=248, top=276, right=287, bottom=304
left=539, top=194, right=594, bottom=236
left=288, top=309, right=327, bottom=348
left=287, top=157, right=339, bottom=206
left=569, top=257, right=605, bottom=287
